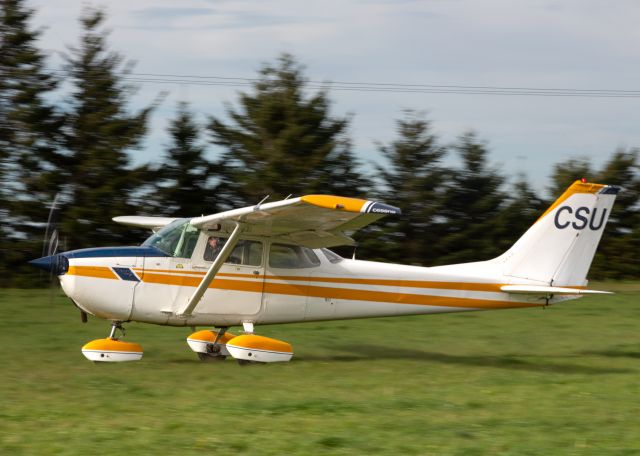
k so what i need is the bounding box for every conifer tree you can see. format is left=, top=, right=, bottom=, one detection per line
left=494, top=174, right=546, bottom=254
left=0, top=0, right=59, bottom=199
left=55, top=7, right=155, bottom=249
left=0, top=0, right=61, bottom=286
left=208, top=54, right=367, bottom=207
left=548, top=157, right=592, bottom=198
left=590, top=150, right=640, bottom=278
left=362, top=110, right=447, bottom=265
left=548, top=151, right=640, bottom=278
left=436, top=132, right=507, bottom=264
left=155, top=102, right=216, bottom=217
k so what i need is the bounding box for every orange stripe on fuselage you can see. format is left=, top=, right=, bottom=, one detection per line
left=137, top=271, right=266, bottom=294
left=67, top=265, right=118, bottom=280
left=68, top=267, right=556, bottom=309
left=133, top=268, right=506, bottom=292
left=137, top=270, right=532, bottom=309
left=275, top=276, right=506, bottom=292
left=263, top=282, right=534, bottom=309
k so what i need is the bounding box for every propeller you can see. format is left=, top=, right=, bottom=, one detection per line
left=42, top=193, right=61, bottom=258
left=42, top=194, right=61, bottom=305
left=40, top=194, right=88, bottom=323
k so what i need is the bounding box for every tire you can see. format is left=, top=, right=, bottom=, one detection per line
left=197, top=352, right=226, bottom=362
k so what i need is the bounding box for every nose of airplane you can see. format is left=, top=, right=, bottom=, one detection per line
left=29, top=254, right=69, bottom=276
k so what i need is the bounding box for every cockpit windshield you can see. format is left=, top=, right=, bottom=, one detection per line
left=142, top=218, right=200, bottom=258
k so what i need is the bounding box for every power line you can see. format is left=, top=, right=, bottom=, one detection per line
left=48, top=69, right=640, bottom=99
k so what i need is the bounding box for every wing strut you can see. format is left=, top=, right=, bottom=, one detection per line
left=177, top=222, right=244, bottom=317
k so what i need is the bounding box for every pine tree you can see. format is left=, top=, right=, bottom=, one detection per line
left=590, top=150, right=640, bottom=278
left=53, top=7, right=155, bottom=250
left=0, top=0, right=62, bottom=286
left=548, top=151, right=640, bottom=279
left=208, top=54, right=367, bottom=208
left=361, top=110, right=448, bottom=265
left=154, top=102, right=216, bottom=217
left=494, top=174, right=546, bottom=254
left=0, top=0, right=59, bottom=197
left=548, top=157, right=592, bottom=198
left=436, top=132, right=507, bottom=264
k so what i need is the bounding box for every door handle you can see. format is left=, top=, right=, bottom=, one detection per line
left=253, top=270, right=260, bottom=275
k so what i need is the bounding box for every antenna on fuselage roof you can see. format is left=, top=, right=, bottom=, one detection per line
left=284, top=194, right=293, bottom=200
left=352, top=244, right=357, bottom=260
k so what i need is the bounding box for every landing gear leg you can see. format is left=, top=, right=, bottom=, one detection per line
left=108, top=321, right=125, bottom=340
left=198, top=327, right=228, bottom=362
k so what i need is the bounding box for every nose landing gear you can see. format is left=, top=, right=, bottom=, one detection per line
left=81, top=322, right=143, bottom=362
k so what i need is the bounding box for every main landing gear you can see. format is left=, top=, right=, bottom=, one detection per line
left=80, top=322, right=294, bottom=364
left=186, top=326, right=294, bottom=364
left=81, top=321, right=143, bottom=362
left=186, top=327, right=234, bottom=362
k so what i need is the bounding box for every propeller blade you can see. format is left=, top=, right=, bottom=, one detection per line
left=41, top=193, right=62, bottom=305
left=42, top=193, right=61, bottom=257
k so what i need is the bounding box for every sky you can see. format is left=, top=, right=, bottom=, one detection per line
left=29, top=0, right=640, bottom=196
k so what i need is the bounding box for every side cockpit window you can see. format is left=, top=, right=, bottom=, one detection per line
left=269, top=243, right=321, bottom=269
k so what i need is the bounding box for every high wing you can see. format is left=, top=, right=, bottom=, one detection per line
left=175, top=195, right=400, bottom=316
left=112, top=216, right=177, bottom=232
left=190, top=195, right=401, bottom=248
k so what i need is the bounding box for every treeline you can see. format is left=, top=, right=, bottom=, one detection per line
left=1, top=1, right=639, bottom=287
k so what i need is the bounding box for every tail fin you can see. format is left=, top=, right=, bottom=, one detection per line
left=496, top=180, right=620, bottom=286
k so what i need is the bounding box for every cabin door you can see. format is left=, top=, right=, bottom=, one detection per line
left=190, top=233, right=265, bottom=316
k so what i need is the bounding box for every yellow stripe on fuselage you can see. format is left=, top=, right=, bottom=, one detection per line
left=132, top=268, right=508, bottom=292
left=67, top=265, right=118, bottom=280
left=69, top=266, right=541, bottom=309
left=264, top=282, right=534, bottom=309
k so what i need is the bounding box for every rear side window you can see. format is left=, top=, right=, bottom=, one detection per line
left=229, top=240, right=262, bottom=266
left=269, top=244, right=321, bottom=269
left=321, top=248, right=344, bottom=264
left=204, top=238, right=263, bottom=266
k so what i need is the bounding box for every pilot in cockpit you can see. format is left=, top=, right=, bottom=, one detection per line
left=204, top=236, right=223, bottom=261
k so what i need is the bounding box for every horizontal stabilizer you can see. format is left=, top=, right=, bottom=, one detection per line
left=501, top=285, right=612, bottom=295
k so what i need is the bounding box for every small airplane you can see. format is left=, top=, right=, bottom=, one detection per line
left=31, top=179, right=619, bottom=363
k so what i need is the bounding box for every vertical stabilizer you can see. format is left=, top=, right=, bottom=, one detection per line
left=495, top=180, right=620, bottom=286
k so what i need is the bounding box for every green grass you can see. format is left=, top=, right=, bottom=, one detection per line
left=1, top=284, right=639, bottom=455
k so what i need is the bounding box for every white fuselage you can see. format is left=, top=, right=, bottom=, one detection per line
left=59, top=232, right=569, bottom=328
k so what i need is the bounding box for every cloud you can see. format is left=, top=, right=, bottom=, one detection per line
left=27, top=0, right=640, bottom=188
left=128, top=3, right=301, bottom=31
left=133, top=7, right=216, bottom=21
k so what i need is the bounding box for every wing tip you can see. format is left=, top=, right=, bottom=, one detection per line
left=301, top=195, right=401, bottom=215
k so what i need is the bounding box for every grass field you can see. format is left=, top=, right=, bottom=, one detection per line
left=1, top=284, right=639, bottom=455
